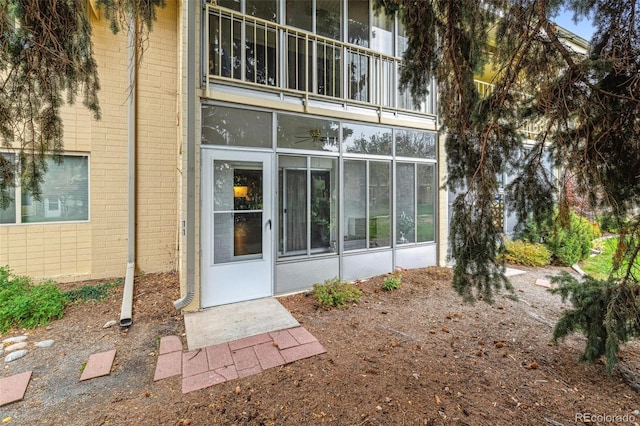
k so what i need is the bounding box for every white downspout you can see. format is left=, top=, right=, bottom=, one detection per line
left=120, top=12, right=137, bottom=327
left=174, top=0, right=196, bottom=309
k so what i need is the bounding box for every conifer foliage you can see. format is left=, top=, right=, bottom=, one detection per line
left=375, top=0, right=640, bottom=368
left=0, top=0, right=164, bottom=206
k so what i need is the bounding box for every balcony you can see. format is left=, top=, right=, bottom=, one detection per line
left=205, top=5, right=436, bottom=116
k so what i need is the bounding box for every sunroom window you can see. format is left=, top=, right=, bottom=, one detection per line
left=396, top=162, right=435, bottom=244
left=343, top=159, right=391, bottom=250
left=278, top=155, right=337, bottom=257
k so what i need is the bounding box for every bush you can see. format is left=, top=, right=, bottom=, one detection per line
left=501, top=239, right=551, bottom=266
left=313, top=278, right=362, bottom=308
left=0, top=266, right=66, bottom=333
left=546, top=211, right=598, bottom=265
left=598, top=211, right=625, bottom=234
left=382, top=272, right=402, bottom=291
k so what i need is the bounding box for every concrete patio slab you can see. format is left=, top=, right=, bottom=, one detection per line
left=0, top=371, right=31, bottom=407
left=80, top=350, right=116, bottom=381
left=184, top=298, right=299, bottom=350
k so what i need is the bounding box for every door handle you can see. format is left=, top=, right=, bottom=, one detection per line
left=266, top=219, right=272, bottom=230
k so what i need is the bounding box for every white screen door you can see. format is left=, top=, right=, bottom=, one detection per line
left=201, top=149, right=272, bottom=307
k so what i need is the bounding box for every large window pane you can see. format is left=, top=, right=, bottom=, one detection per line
left=217, top=0, right=240, bottom=12
left=202, top=105, right=272, bottom=148
left=417, top=163, right=435, bottom=242
left=209, top=14, right=242, bottom=80
left=369, top=161, right=390, bottom=248
left=317, top=41, right=342, bottom=98
left=246, top=24, right=278, bottom=86
left=279, top=155, right=337, bottom=257
left=246, top=0, right=277, bottom=21
left=348, top=51, right=369, bottom=102
left=213, top=160, right=264, bottom=264
left=396, top=129, right=436, bottom=159
left=343, top=160, right=366, bottom=250
left=348, top=0, right=369, bottom=47
left=286, top=34, right=313, bottom=92
left=21, top=156, right=89, bottom=223
left=0, top=153, right=15, bottom=224
left=372, top=10, right=393, bottom=55
left=286, top=0, right=312, bottom=32
left=277, top=113, right=339, bottom=152
left=343, top=123, right=392, bottom=155
left=317, top=0, right=342, bottom=39
left=396, top=163, right=415, bottom=244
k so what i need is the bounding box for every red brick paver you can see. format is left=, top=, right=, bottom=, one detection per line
left=159, top=335, right=183, bottom=354
left=80, top=350, right=116, bottom=381
left=270, top=330, right=299, bottom=349
left=154, top=350, right=182, bottom=381
left=182, top=349, right=208, bottom=377
left=0, top=371, right=32, bottom=407
left=280, top=341, right=326, bottom=364
left=288, top=327, right=318, bottom=345
left=231, top=346, right=261, bottom=372
left=254, top=341, right=286, bottom=370
left=228, top=333, right=272, bottom=351
left=155, top=326, right=325, bottom=394
left=206, top=343, right=234, bottom=370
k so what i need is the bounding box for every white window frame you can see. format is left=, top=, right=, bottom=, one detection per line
left=0, top=152, right=90, bottom=225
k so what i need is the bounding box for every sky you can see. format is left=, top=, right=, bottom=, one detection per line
left=553, top=7, right=595, bottom=40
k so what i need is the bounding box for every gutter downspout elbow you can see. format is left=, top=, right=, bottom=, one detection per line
left=174, top=0, right=196, bottom=310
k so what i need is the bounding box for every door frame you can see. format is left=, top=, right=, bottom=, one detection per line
left=200, top=147, right=274, bottom=307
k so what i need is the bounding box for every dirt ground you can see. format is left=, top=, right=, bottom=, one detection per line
left=2, top=265, right=640, bottom=425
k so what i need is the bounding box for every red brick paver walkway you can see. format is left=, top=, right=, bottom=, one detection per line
left=154, top=326, right=326, bottom=394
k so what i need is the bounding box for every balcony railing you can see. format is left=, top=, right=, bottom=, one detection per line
left=206, top=5, right=435, bottom=115
left=474, top=79, right=543, bottom=139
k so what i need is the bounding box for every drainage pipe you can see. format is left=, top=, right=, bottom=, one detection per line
left=120, top=12, right=137, bottom=327
left=174, top=0, right=196, bottom=309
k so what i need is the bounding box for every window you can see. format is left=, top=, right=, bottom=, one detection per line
left=372, top=10, right=393, bottom=55
left=348, top=0, right=369, bottom=47
left=343, top=159, right=391, bottom=250
left=278, top=155, right=337, bottom=257
left=277, top=113, right=339, bottom=152
left=343, top=123, right=392, bottom=155
left=0, top=154, right=89, bottom=224
left=202, top=105, right=272, bottom=148
left=395, top=129, right=436, bottom=159
left=396, top=162, right=435, bottom=244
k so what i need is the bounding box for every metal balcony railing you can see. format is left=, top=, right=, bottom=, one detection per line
left=205, top=5, right=435, bottom=115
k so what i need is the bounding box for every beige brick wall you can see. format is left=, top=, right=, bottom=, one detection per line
left=0, top=2, right=179, bottom=282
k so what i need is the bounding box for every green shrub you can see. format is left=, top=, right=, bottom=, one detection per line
left=598, top=211, right=624, bottom=234
left=382, top=272, right=402, bottom=291
left=501, top=239, right=551, bottom=266
left=0, top=266, right=66, bottom=333
left=546, top=211, right=597, bottom=265
left=313, top=278, right=362, bottom=308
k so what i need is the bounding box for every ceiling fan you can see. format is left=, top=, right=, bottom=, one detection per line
left=295, top=129, right=338, bottom=144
